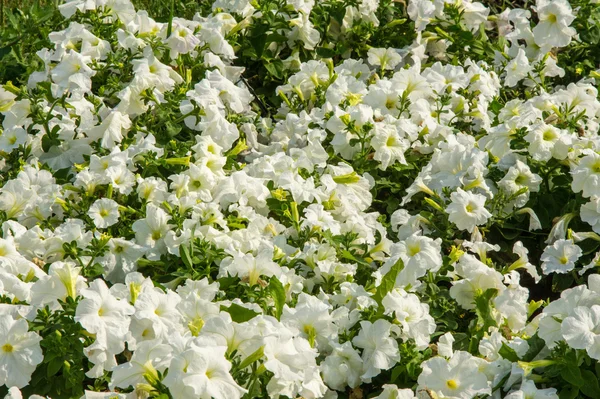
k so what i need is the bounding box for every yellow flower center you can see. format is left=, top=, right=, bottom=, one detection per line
left=151, top=231, right=162, bottom=240
left=542, top=129, right=556, bottom=141
left=446, top=379, right=458, bottom=389
left=407, top=244, right=421, bottom=257
left=559, top=256, right=569, bottom=265
left=515, top=174, right=527, bottom=185
left=2, top=343, right=13, bottom=353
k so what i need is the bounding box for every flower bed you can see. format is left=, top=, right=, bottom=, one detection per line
left=1, top=0, right=600, bottom=398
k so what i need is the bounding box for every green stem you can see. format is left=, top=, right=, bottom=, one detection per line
left=166, top=0, right=174, bottom=38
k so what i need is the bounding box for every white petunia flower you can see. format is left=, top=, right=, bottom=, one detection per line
left=532, top=0, right=576, bottom=48
left=561, top=305, right=600, bottom=360
left=540, top=239, right=582, bottom=274
left=352, top=319, right=400, bottom=380
left=580, top=197, right=600, bottom=234
left=446, top=188, right=492, bottom=233
left=131, top=204, right=173, bottom=260
left=571, top=152, right=600, bottom=199
left=504, top=48, right=532, bottom=87
left=219, top=247, right=281, bottom=286
left=0, top=315, right=43, bottom=388
left=163, top=344, right=246, bottom=399
left=367, top=48, right=403, bottom=71
left=417, top=351, right=490, bottom=399
left=88, top=198, right=120, bottom=228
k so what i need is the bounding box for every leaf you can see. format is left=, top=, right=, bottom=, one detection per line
left=580, top=370, right=600, bottom=399
left=41, top=134, right=59, bottom=152
left=341, top=250, right=370, bottom=266
left=220, top=303, right=260, bottom=323
left=559, top=387, right=580, bottom=399
left=217, top=276, right=238, bottom=291
left=316, top=47, right=337, bottom=58
left=372, top=258, right=404, bottom=306
left=264, top=59, right=283, bottom=80
left=561, top=365, right=584, bottom=387
left=238, top=345, right=264, bottom=370
left=85, top=263, right=104, bottom=279
left=0, top=46, right=11, bottom=60
left=523, top=334, right=545, bottom=362
left=474, top=288, right=498, bottom=332
left=268, top=276, right=286, bottom=321
left=251, top=26, right=269, bottom=59
left=498, top=343, right=519, bottom=362
left=180, top=244, right=193, bottom=270
left=46, top=357, right=63, bottom=378
left=390, top=365, right=403, bottom=383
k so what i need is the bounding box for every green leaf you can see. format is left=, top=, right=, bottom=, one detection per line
left=268, top=276, right=286, bottom=321
left=220, top=303, right=260, bottom=323
left=41, top=134, right=59, bottom=152
left=180, top=244, right=193, bottom=270
left=264, top=59, right=284, bottom=79
left=372, top=258, right=404, bottom=306
left=316, top=47, right=337, bottom=58
left=498, top=343, right=519, bottom=362
left=559, top=387, right=580, bottom=399
left=580, top=370, right=600, bottom=399
left=238, top=345, right=265, bottom=370
left=0, top=46, right=11, bottom=60
left=85, top=263, right=104, bottom=279
left=474, top=288, right=498, bottom=332
left=523, top=334, right=546, bottom=362
left=217, top=276, right=238, bottom=291
left=341, top=250, right=370, bottom=266
left=46, top=357, right=63, bottom=378
left=561, top=365, right=584, bottom=387
left=390, top=365, right=402, bottom=382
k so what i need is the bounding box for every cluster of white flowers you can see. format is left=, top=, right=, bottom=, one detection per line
left=0, top=0, right=599, bottom=397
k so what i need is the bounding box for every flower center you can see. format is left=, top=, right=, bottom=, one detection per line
left=542, top=129, right=556, bottom=141
left=446, top=379, right=458, bottom=389
left=559, top=256, right=569, bottom=265
left=515, top=174, right=527, bottom=185
left=407, top=244, right=421, bottom=257
left=2, top=343, right=13, bottom=353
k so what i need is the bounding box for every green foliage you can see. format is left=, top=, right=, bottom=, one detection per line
left=23, top=298, right=95, bottom=399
